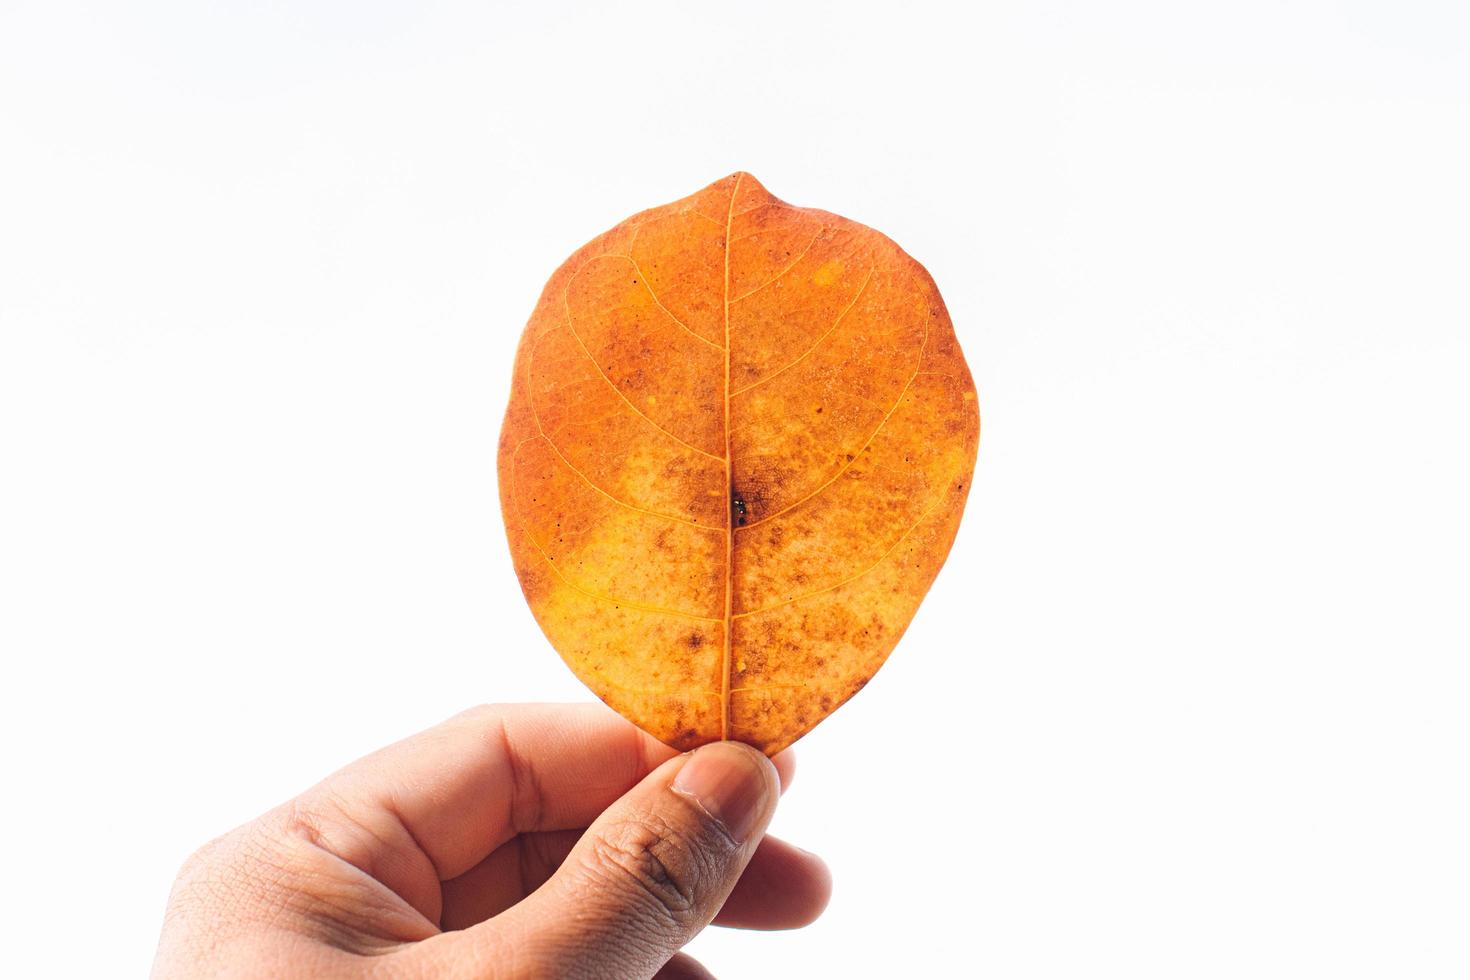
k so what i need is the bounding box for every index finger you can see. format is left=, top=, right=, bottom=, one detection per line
left=297, top=703, right=794, bottom=885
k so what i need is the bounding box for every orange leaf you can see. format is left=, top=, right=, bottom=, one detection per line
left=498, top=173, right=979, bottom=754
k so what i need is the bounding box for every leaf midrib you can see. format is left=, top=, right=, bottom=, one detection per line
left=719, top=173, right=744, bottom=741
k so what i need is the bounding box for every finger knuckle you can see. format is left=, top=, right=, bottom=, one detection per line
left=587, top=814, right=714, bottom=927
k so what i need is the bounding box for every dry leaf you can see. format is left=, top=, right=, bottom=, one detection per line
left=498, top=173, right=979, bottom=754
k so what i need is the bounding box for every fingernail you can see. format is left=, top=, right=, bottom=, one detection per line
left=672, top=742, right=772, bottom=843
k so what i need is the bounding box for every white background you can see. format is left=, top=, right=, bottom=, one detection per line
left=2, top=2, right=1467, bottom=977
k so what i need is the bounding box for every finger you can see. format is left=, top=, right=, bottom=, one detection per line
left=293, top=704, right=668, bottom=876
left=279, top=704, right=797, bottom=924
left=438, top=829, right=583, bottom=930
left=439, top=831, right=830, bottom=931
left=653, top=951, right=718, bottom=980
left=770, top=748, right=796, bottom=793
left=710, top=836, right=832, bottom=930
left=417, top=741, right=779, bottom=979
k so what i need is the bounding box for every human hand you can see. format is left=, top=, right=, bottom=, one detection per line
left=151, top=704, right=831, bottom=979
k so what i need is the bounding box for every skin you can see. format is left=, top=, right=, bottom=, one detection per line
left=151, top=704, right=832, bottom=979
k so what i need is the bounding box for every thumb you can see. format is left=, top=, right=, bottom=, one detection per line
left=428, top=741, right=779, bottom=979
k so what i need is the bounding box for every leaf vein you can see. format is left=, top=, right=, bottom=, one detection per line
left=733, top=493, right=945, bottom=619
left=719, top=172, right=743, bottom=741
left=508, top=429, right=722, bottom=621
left=735, top=295, right=931, bottom=532
left=521, top=531, right=722, bottom=623
left=728, top=227, right=825, bottom=305
left=558, top=282, right=724, bottom=461
left=583, top=252, right=725, bottom=351
left=512, top=435, right=721, bottom=532
left=730, top=264, right=875, bottom=397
